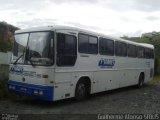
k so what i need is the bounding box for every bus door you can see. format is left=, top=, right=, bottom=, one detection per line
left=54, top=29, right=78, bottom=99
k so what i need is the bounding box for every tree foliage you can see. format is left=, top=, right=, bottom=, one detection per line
left=0, top=21, right=19, bottom=52
left=0, top=39, right=13, bottom=52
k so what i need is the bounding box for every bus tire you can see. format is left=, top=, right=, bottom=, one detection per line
left=137, top=73, right=144, bottom=88
left=75, top=81, right=87, bottom=101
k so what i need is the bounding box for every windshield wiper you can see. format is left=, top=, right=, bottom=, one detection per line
left=14, top=54, right=24, bottom=65
left=25, top=47, right=36, bottom=67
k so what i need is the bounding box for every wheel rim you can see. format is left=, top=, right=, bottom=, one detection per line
left=77, top=83, right=85, bottom=98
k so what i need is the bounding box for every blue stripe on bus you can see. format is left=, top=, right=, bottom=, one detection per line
left=8, top=80, right=53, bottom=101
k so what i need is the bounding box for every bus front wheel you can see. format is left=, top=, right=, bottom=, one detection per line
left=75, top=81, right=87, bottom=101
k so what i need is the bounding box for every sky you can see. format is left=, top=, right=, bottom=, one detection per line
left=1, top=0, right=160, bottom=37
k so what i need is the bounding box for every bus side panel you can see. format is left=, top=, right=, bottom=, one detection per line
left=53, top=71, right=75, bottom=101
left=144, top=59, right=154, bottom=82
left=93, top=70, right=120, bottom=93
left=53, top=71, right=94, bottom=101
left=120, top=57, right=140, bottom=87
left=115, top=57, right=129, bottom=88
left=125, top=69, right=139, bottom=86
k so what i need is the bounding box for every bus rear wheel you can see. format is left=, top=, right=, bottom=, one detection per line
left=137, top=73, right=144, bottom=88
left=75, top=81, right=87, bottom=101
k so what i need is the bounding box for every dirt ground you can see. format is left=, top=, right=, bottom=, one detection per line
left=0, top=80, right=160, bottom=120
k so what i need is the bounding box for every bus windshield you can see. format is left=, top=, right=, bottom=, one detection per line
left=11, top=31, right=54, bottom=66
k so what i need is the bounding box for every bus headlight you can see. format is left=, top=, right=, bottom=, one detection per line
left=33, top=90, right=44, bottom=95
left=33, top=90, right=39, bottom=95
left=39, top=91, right=43, bottom=95
left=9, top=85, right=15, bottom=90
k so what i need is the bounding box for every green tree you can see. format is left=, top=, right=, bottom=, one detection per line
left=0, top=40, right=12, bottom=52
left=0, top=21, right=18, bottom=52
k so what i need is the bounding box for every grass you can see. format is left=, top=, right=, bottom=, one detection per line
left=150, top=75, right=160, bottom=85
left=153, top=76, right=160, bottom=81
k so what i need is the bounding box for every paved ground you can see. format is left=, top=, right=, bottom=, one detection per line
left=0, top=80, right=160, bottom=119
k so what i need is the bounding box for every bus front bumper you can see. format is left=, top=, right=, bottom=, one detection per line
left=8, top=80, right=53, bottom=101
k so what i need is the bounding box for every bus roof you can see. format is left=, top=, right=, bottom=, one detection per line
left=15, top=25, right=154, bottom=49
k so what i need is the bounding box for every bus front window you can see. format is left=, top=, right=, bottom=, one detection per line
left=26, top=32, right=54, bottom=66
left=11, top=32, right=54, bottom=66
left=12, top=33, right=29, bottom=64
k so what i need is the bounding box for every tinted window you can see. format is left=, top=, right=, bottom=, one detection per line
left=115, top=41, right=127, bottom=57
left=137, top=46, right=145, bottom=58
left=99, top=38, right=114, bottom=55
left=78, top=34, right=98, bottom=54
left=145, top=48, right=154, bottom=59
left=128, top=44, right=137, bottom=57
left=151, top=49, right=154, bottom=59
left=57, top=33, right=77, bottom=66
left=145, top=48, right=150, bottom=59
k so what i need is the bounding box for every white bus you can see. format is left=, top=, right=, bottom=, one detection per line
left=8, top=25, right=154, bottom=101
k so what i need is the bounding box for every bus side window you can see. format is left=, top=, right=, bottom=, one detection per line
left=128, top=44, right=137, bottom=58
left=151, top=49, right=154, bottom=59
left=148, top=49, right=154, bottom=59
left=115, top=41, right=127, bottom=57
left=99, top=38, right=114, bottom=56
left=145, top=48, right=150, bottom=59
left=137, top=46, right=145, bottom=58
left=78, top=33, right=98, bottom=54
left=144, top=48, right=154, bottom=59
left=57, top=33, right=77, bottom=66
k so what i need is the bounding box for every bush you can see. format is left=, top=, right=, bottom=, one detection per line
left=155, top=58, right=160, bottom=75
left=0, top=79, right=11, bottom=99
left=0, top=40, right=12, bottom=52
left=0, top=80, right=27, bottom=100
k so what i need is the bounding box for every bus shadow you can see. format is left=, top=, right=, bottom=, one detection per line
left=14, top=96, right=77, bottom=108
left=14, top=83, right=153, bottom=108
